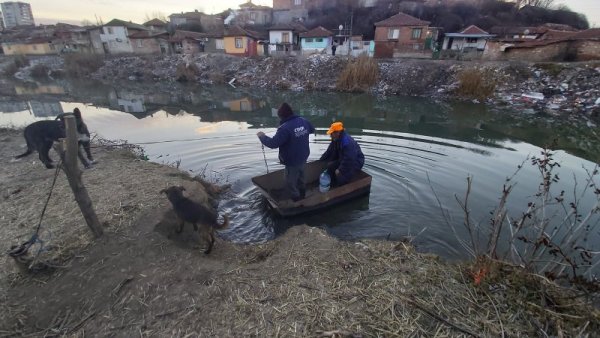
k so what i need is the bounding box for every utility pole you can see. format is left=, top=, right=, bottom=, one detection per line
left=349, top=7, right=353, bottom=56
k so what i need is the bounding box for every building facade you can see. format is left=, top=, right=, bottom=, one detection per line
left=1, top=1, right=34, bottom=28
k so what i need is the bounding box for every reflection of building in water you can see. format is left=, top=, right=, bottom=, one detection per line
left=0, top=101, right=29, bottom=113
left=108, top=91, right=146, bottom=113
left=28, top=101, right=64, bottom=117
left=14, top=84, right=66, bottom=95
left=223, top=97, right=266, bottom=112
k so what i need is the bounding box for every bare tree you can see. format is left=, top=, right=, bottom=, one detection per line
left=514, top=0, right=555, bottom=9
left=143, top=11, right=167, bottom=23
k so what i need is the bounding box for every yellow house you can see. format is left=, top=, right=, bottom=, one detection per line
left=224, top=26, right=263, bottom=57
left=2, top=38, right=58, bottom=55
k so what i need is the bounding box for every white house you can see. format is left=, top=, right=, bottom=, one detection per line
left=268, top=23, right=306, bottom=55
left=90, top=19, right=149, bottom=54
left=442, top=25, right=494, bottom=52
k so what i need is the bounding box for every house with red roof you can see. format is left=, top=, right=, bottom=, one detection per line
left=224, top=25, right=266, bottom=57
left=299, top=26, right=334, bottom=55
left=373, top=12, right=435, bottom=58
left=168, top=30, right=224, bottom=55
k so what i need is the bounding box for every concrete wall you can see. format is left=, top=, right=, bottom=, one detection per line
left=100, top=26, right=134, bottom=54
left=89, top=29, right=105, bottom=54
left=131, top=38, right=162, bottom=54
left=273, top=9, right=308, bottom=24
left=574, top=40, right=600, bottom=61
left=483, top=41, right=570, bottom=62
left=1, top=42, right=57, bottom=55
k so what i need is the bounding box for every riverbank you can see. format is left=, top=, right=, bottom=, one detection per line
left=3, top=54, right=599, bottom=121
left=0, top=128, right=598, bottom=336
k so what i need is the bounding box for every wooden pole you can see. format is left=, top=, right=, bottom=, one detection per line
left=58, top=115, right=104, bottom=238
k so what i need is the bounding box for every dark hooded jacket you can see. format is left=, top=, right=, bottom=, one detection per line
left=259, top=115, right=315, bottom=166
left=320, top=131, right=365, bottom=181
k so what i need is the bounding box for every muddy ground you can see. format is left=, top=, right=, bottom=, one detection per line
left=0, top=128, right=598, bottom=337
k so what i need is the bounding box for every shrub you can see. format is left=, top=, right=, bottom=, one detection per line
left=63, top=53, right=104, bottom=77
left=208, top=72, right=225, bottom=84
left=455, top=68, right=497, bottom=100
left=30, top=64, right=50, bottom=78
left=454, top=144, right=600, bottom=286
left=336, top=55, right=378, bottom=92
left=3, top=55, right=30, bottom=76
left=534, top=62, right=566, bottom=77
left=175, top=62, right=199, bottom=82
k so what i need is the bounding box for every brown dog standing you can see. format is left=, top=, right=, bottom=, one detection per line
left=160, top=185, right=229, bottom=254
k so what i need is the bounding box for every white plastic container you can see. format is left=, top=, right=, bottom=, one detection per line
left=319, top=171, right=331, bottom=193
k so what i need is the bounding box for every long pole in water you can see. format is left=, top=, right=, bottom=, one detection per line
left=262, top=144, right=269, bottom=173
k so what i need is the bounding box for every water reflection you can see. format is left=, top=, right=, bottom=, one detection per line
left=1, top=78, right=599, bottom=264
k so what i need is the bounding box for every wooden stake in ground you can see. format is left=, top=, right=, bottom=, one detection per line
left=56, top=115, right=103, bottom=238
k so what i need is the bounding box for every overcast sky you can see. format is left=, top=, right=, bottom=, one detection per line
left=22, top=0, right=600, bottom=27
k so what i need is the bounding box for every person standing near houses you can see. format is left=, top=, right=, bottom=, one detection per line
left=331, top=42, right=337, bottom=56
left=320, top=122, right=364, bottom=187
left=257, top=103, right=315, bottom=202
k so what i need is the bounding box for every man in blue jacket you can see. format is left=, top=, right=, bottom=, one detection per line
left=257, top=103, right=315, bottom=202
left=320, top=122, right=365, bottom=186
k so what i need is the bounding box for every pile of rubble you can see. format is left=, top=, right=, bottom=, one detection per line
left=494, top=63, right=600, bottom=120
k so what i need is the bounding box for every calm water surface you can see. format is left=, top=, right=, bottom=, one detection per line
left=1, top=79, right=599, bottom=261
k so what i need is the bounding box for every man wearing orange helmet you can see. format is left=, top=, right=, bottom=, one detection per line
left=320, top=121, right=365, bottom=186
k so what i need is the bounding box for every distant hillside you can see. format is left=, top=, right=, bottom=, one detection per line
left=305, top=0, right=589, bottom=39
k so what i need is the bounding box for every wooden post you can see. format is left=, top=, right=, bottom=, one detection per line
left=57, top=115, right=104, bottom=238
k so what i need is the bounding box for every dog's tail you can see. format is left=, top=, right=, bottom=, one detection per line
left=15, top=148, right=33, bottom=159
left=15, top=131, right=34, bottom=159
left=215, top=214, right=229, bottom=230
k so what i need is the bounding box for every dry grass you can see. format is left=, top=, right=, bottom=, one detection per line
left=175, top=62, right=199, bottom=82
left=1, top=129, right=598, bottom=337
left=63, top=53, right=105, bottom=77
left=455, top=68, right=497, bottom=101
left=336, top=55, right=378, bottom=92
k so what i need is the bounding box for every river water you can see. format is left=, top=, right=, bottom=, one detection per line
left=1, top=79, right=599, bottom=262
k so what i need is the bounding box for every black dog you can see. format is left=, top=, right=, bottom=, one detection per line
left=161, top=186, right=229, bottom=254
left=15, top=109, right=93, bottom=169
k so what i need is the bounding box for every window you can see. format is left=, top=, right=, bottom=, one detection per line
left=137, top=40, right=143, bottom=47
left=282, top=32, right=290, bottom=43
left=107, top=27, right=113, bottom=34
left=388, top=28, right=399, bottom=39
left=294, top=0, right=301, bottom=5
left=235, top=37, right=243, bottom=48
left=250, top=12, right=256, bottom=20
left=216, top=39, right=224, bottom=50
left=316, top=38, right=323, bottom=42
left=466, top=37, right=477, bottom=43
left=411, top=28, right=422, bottom=40
left=305, top=38, right=313, bottom=42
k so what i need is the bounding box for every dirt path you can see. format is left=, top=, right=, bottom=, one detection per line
left=0, top=128, right=597, bottom=337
